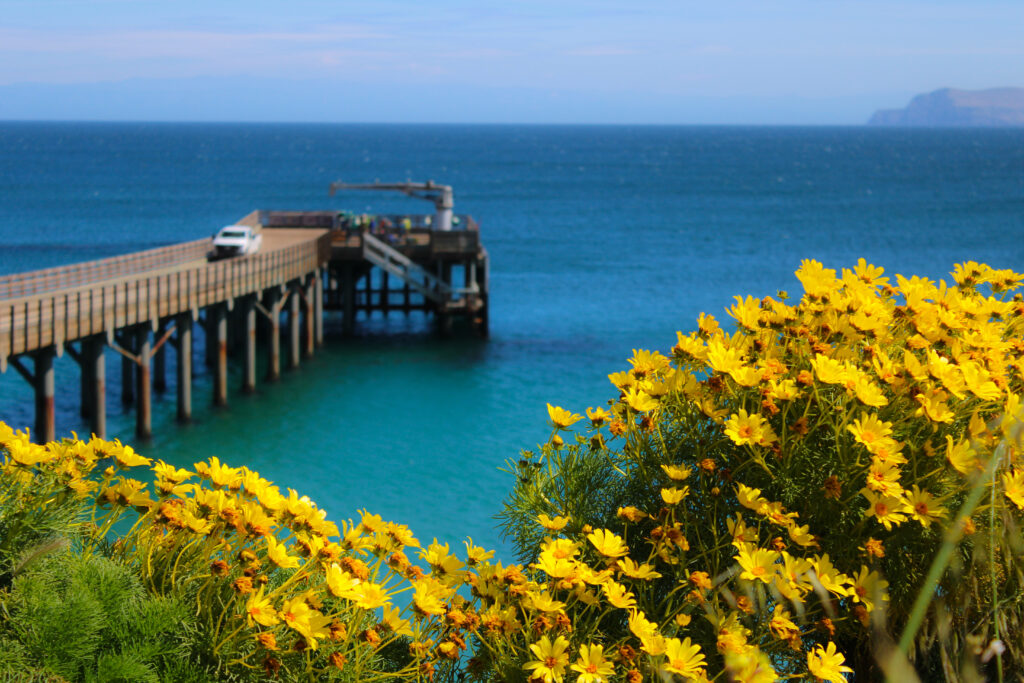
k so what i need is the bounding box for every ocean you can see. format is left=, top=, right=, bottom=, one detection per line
left=1, top=122, right=1022, bottom=555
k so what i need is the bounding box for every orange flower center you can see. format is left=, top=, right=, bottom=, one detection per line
left=737, top=425, right=754, bottom=438
left=545, top=657, right=558, bottom=668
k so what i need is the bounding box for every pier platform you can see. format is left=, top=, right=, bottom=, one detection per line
left=0, top=210, right=488, bottom=443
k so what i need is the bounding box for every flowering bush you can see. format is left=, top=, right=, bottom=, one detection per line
left=3, top=259, right=1024, bottom=682
left=500, top=260, right=1024, bottom=681
left=0, top=428, right=484, bottom=681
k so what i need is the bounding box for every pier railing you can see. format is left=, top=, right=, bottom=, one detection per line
left=0, top=232, right=330, bottom=367
left=0, top=239, right=212, bottom=299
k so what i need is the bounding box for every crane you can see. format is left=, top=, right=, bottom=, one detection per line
left=329, top=180, right=455, bottom=231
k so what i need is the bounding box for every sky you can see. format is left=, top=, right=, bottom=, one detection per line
left=1, top=0, right=1022, bottom=124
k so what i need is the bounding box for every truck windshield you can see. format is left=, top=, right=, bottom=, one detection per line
left=219, top=230, right=247, bottom=238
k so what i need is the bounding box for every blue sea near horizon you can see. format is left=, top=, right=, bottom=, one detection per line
left=1, top=122, right=1023, bottom=556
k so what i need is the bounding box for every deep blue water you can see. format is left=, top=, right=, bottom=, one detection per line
left=1, top=122, right=1022, bottom=554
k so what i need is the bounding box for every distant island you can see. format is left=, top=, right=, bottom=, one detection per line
left=868, top=87, right=1024, bottom=126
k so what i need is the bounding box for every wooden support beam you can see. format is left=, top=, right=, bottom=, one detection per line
left=27, top=347, right=56, bottom=444
left=176, top=313, right=192, bottom=423
left=135, top=327, right=152, bottom=439
left=314, top=268, right=324, bottom=347
left=85, top=336, right=106, bottom=439
left=342, top=266, right=355, bottom=335
left=153, top=321, right=167, bottom=393
left=381, top=270, right=390, bottom=315
left=242, top=297, right=257, bottom=394
left=212, top=304, right=228, bottom=406
left=304, top=277, right=315, bottom=358
left=261, top=289, right=281, bottom=381
left=289, top=287, right=300, bottom=370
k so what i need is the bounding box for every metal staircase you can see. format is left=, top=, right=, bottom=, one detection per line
left=361, top=232, right=478, bottom=305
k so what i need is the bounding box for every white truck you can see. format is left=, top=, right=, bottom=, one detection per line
left=208, top=225, right=262, bottom=261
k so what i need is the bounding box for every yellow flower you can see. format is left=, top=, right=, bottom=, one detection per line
left=349, top=581, right=389, bottom=609
left=853, top=376, right=889, bottom=407
left=787, top=523, right=818, bottom=548
left=601, top=580, right=636, bottom=609
left=152, top=460, right=193, bottom=484
left=735, top=484, right=767, bottom=512
left=421, top=539, right=466, bottom=583
left=245, top=586, right=280, bottom=627
left=523, top=635, right=570, bottom=683
left=542, top=537, right=581, bottom=560
left=807, top=642, right=854, bottom=682
left=533, top=552, right=577, bottom=579
left=663, top=637, right=707, bottom=679
left=628, top=610, right=660, bottom=640
left=861, top=488, right=910, bottom=531
left=767, top=378, right=800, bottom=401
left=796, top=259, right=838, bottom=297
left=775, top=551, right=814, bottom=599
left=905, top=485, right=948, bottom=527
left=961, top=360, right=1002, bottom=400
left=865, top=459, right=903, bottom=497
left=529, top=591, right=567, bottom=613
left=946, top=435, right=980, bottom=476
left=724, top=410, right=772, bottom=447
left=915, top=390, right=955, bottom=423
left=586, top=406, right=613, bottom=426
left=1003, top=469, right=1024, bottom=510
left=736, top=544, right=779, bottom=584
left=851, top=565, right=889, bottom=613
left=587, top=529, right=629, bottom=558
left=464, top=537, right=494, bottom=565
left=729, top=294, right=763, bottom=330
left=279, top=595, right=331, bottom=649
left=112, top=441, right=151, bottom=468
left=769, top=605, right=799, bottom=639
left=617, top=557, right=662, bottom=580
left=326, top=564, right=360, bottom=598
left=193, top=455, right=240, bottom=488
left=661, top=463, right=691, bottom=480
left=810, top=354, right=850, bottom=385
left=811, top=554, right=853, bottom=597
left=674, top=331, right=708, bottom=362
left=381, top=604, right=413, bottom=637
left=622, top=387, right=659, bottom=413
left=846, top=412, right=893, bottom=449
left=538, top=513, right=569, bottom=531
left=570, top=644, right=615, bottom=683
left=661, top=486, right=689, bottom=505
left=265, top=537, right=300, bottom=569
left=706, top=338, right=747, bottom=376
left=411, top=581, right=452, bottom=618
left=547, top=403, right=582, bottom=429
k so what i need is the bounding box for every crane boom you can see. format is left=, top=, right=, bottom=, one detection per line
left=329, top=180, right=455, bottom=231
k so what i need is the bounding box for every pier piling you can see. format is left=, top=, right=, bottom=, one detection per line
left=176, top=313, right=192, bottom=423
left=242, top=297, right=257, bottom=393
left=289, top=286, right=300, bottom=370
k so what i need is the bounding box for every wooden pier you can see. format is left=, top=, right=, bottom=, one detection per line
left=0, top=210, right=488, bottom=443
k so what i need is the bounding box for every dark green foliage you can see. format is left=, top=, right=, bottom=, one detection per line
left=0, top=475, right=82, bottom=590
left=0, top=551, right=202, bottom=682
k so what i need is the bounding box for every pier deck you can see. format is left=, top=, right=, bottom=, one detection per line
left=0, top=211, right=488, bottom=444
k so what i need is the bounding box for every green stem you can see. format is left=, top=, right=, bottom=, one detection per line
left=896, top=443, right=1004, bottom=659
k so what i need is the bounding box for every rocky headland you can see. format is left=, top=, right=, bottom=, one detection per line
left=869, top=87, right=1024, bottom=126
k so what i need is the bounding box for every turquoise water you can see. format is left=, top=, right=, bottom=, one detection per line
left=1, top=123, right=1023, bottom=554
